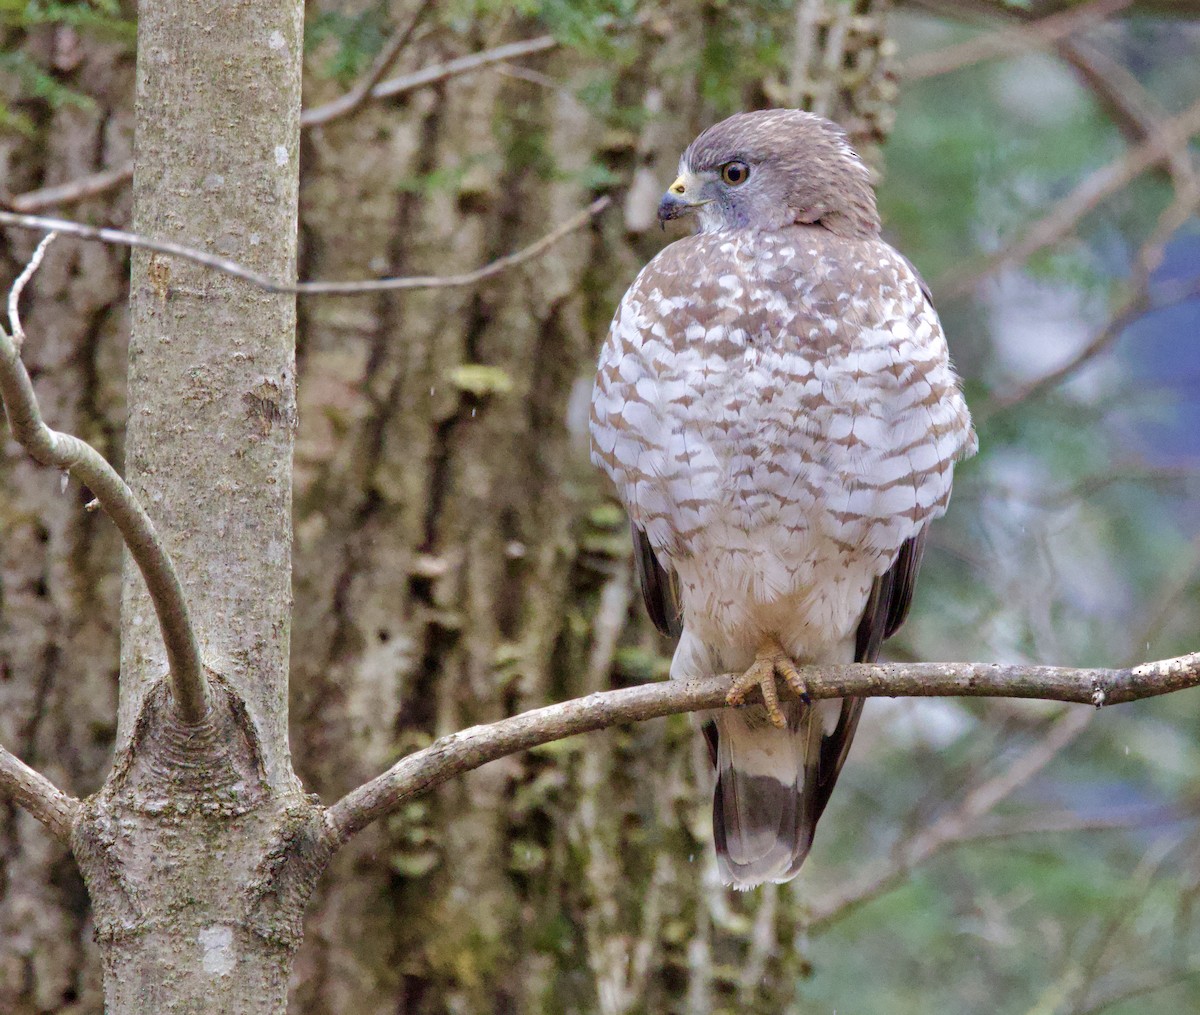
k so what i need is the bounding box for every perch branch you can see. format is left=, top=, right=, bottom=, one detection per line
left=323, top=650, right=1200, bottom=845
left=0, top=743, right=79, bottom=843
left=1, top=239, right=208, bottom=721
left=0, top=198, right=610, bottom=296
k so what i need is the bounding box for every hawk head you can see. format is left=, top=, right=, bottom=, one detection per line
left=657, top=109, right=881, bottom=239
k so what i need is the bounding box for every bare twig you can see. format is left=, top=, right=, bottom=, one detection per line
left=1067, top=833, right=1187, bottom=1014
left=8, top=161, right=135, bottom=213
left=1, top=243, right=208, bottom=720
left=302, top=34, right=559, bottom=127
left=11, top=35, right=561, bottom=211
left=1073, top=962, right=1200, bottom=1015
left=7, top=231, right=57, bottom=350
left=0, top=198, right=610, bottom=296
left=899, top=0, right=1132, bottom=82
left=0, top=743, right=80, bottom=843
left=358, top=35, right=559, bottom=105
left=990, top=175, right=1200, bottom=412
left=300, top=0, right=434, bottom=128
left=939, top=97, right=1200, bottom=298
left=803, top=707, right=1094, bottom=930
left=1057, top=37, right=1197, bottom=191
left=323, top=651, right=1200, bottom=845
left=12, top=36, right=563, bottom=211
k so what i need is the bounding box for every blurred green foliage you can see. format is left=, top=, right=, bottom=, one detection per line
left=0, top=0, right=132, bottom=134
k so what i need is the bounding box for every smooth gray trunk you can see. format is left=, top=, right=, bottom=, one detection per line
left=70, top=2, right=314, bottom=1012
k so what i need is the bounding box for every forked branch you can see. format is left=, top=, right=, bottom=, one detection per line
left=1, top=236, right=208, bottom=721
left=324, top=650, right=1200, bottom=846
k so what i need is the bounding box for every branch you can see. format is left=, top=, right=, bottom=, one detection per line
left=0, top=742, right=80, bottom=843
left=1056, top=37, right=1197, bottom=192
left=1, top=238, right=208, bottom=720
left=322, top=650, right=1200, bottom=846
left=345, top=34, right=559, bottom=108
left=988, top=173, right=1200, bottom=412
left=299, top=0, right=434, bottom=128
left=0, top=198, right=610, bottom=297
left=11, top=35, right=562, bottom=210
left=7, top=161, right=135, bottom=214
left=7, top=231, right=56, bottom=350
left=938, top=97, right=1200, bottom=298
left=803, top=706, right=1093, bottom=930
left=898, top=0, right=1131, bottom=82
left=1073, top=962, right=1200, bottom=1015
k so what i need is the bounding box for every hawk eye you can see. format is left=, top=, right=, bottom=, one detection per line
left=720, top=161, right=750, bottom=186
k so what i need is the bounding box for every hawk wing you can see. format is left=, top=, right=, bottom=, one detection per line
left=805, top=527, right=928, bottom=827
left=632, top=523, right=682, bottom=639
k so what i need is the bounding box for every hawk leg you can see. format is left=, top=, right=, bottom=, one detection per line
left=725, top=638, right=811, bottom=728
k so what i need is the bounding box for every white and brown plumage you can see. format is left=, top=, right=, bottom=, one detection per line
left=590, top=109, right=976, bottom=888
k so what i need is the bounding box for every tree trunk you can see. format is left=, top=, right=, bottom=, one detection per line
left=66, top=0, right=313, bottom=1012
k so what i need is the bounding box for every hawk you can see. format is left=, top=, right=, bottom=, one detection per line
left=590, top=110, right=976, bottom=888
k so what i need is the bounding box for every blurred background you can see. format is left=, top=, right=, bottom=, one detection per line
left=2, top=1, right=1200, bottom=1012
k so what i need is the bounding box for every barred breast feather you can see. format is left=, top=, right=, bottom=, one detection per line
left=590, top=222, right=974, bottom=885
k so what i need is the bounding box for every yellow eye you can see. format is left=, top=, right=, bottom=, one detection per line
left=720, top=161, right=750, bottom=186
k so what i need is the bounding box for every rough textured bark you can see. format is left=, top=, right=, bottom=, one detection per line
left=1, top=1, right=899, bottom=1012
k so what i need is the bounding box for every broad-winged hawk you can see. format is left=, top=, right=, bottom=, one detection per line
left=590, top=109, right=976, bottom=888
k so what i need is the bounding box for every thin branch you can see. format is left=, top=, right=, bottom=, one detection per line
left=803, top=706, right=1094, bottom=930
left=0, top=198, right=610, bottom=297
left=0, top=742, right=80, bottom=843
left=1, top=243, right=208, bottom=721
left=989, top=174, right=1200, bottom=412
left=11, top=35, right=563, bottom=210
left=302, top=34, right=559, bottom=127
left=7, top=161, right=135, bottom=213
left=299, top=0, right=434, bottom=128
left=938, top=96, right=1200, bottom=299
left=1056, top=37, right=1197, bottom=192
left=1073, top=962, right=1200, bottom=1015
left=322, top=650, right=1200, bottom=846
left=898, top=0, right=1132, bottom=82
left=351, top=35, right=559, bottom=106
left=7, top=231, right=57, bottom=351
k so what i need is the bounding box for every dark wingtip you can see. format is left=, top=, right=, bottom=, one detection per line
left=631, top=523, right=682, bottom=638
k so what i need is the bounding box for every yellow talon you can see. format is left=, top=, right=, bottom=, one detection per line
left=725, top=638, right=805, bottom=729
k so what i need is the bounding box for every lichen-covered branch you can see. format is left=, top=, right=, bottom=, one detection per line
left=1, top=240, right=208, bottom=721
left=0, top=197, right=610, bottom=297
left=324, top=650, right=1200, bottom=845
left=0, top=743, right=80, bottom=843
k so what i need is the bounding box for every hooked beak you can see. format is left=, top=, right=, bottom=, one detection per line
left=657, top=173, right=710, bottom=226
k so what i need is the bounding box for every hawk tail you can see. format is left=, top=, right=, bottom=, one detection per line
left=707, top=530, right=927, bottom=888
left=709, top=697, right=861, bottom=889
